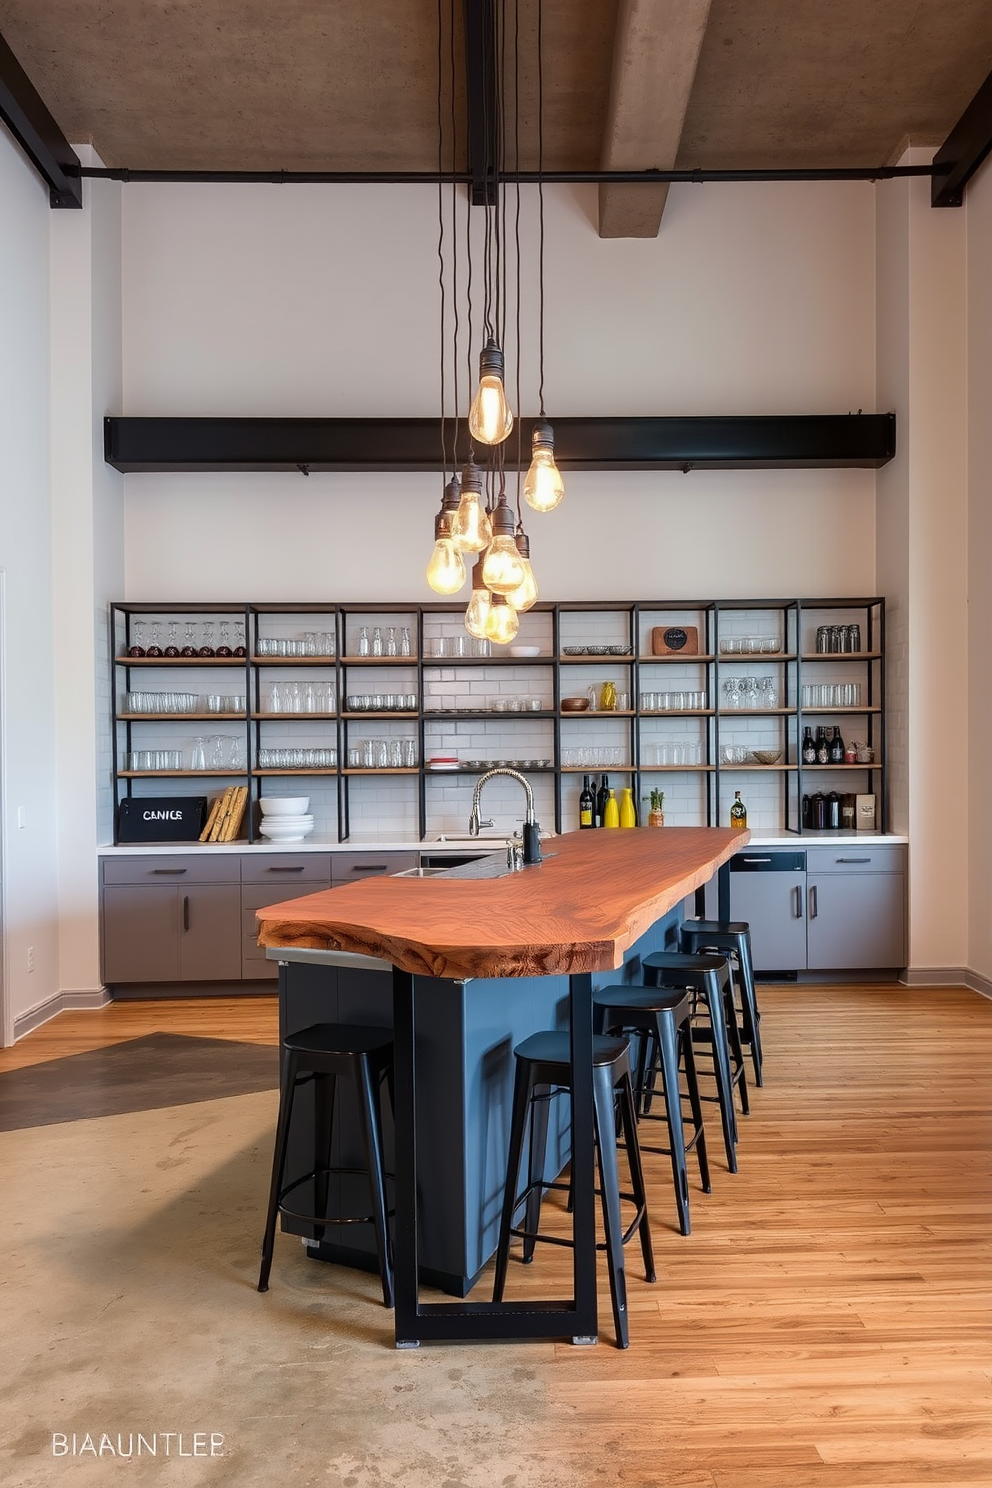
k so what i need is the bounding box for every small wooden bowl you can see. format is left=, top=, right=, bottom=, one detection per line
left=561, top=697, right=590, bottom=712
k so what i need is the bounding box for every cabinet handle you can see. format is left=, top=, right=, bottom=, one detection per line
left=793, top=884, right=803, bottom=918
left=808, top=884, right=818, bottom=919
left=183, top=895, right=190, bottom=931
left=835, top=857, right=871, bottom=864
left=743, top=857, right=772, bottom=863
left=152, top=867, right=187, bottom=874
left=267, top=865, right=305, bottom=872
left=349, top=864, right=388, bottom=872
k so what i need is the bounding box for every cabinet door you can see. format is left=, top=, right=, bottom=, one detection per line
left=729, top=870, right=807, bottom=972
left=806, top=873, right=906, bottom=969
left=102, top=885, right=179, bottom=983
left=180, top=884, right=243, bottom=981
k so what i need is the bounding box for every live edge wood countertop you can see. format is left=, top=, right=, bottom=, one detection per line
left=255, top=827, right=747, bottom=982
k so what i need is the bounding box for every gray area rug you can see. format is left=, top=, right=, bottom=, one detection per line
left=0, top=1032, right=279, bottom=1130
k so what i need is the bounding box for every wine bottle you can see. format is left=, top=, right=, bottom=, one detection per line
left=802, top=726, right=816, bottom=764
left=579, top=775, right=594, bottom=829
left=596, top=774, right=609, bottom=828
left=730, top=790, right=747, bottom=830
left=816, top=726, right=830, bottom=765
left=829, top=725, right=845, bottom=764
left=603, top=789, right=620, bottom=828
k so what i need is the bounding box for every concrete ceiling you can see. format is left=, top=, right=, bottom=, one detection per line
left=1, top=0, right=991, bottom=235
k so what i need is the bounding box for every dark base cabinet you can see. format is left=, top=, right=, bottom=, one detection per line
left=710, top=843, right=906, bottom=974
left=100, top=850, right=418, bottom=995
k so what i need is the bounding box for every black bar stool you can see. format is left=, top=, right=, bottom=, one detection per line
left=258, top=1023, right=394, bottom=1308
left=679, top=919, right=763, bottom=1086
left=593, top=985, right=710, bottom=1235
left=641, top=951, right=747, bottom=1173
left=492, top=1030, right=655, bottom=1349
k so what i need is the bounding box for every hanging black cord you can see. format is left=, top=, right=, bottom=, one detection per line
left=449, top=0, right=461, bottom=468
left=513, top=0, right=524, bottom=520
left=537, top=0, right=546, bottom=419
left=436, top=0, right=448, bottom=481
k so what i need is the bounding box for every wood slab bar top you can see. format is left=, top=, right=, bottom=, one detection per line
left=255, top=827, right=747, bottom=981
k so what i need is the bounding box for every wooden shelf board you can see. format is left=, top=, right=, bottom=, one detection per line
left=252, top=656, right=338, bottom=665
left=118, top=712, right=245, bottom=722
left=254, top=712, right=338, bottom=720
left=560, top=765, right=634, bottom=773
left=636, top=653, right=716, bottom=663
left=640, top=708, right=714, bottom=716
left=339, top=655, right=418, bottom=665
left=119, top=769, right=244, bottom=778
left=801, top=762, right=882, bottom=770
left=800, top=651, right=882, bottom=661
left=116, top=655, right=246, bottom=666
left=343, top=711, right=419, bottom=720
left=252, top=768, right=338, bottom=776
left=717, top=708, right=795, bottom=716
left=640, top=764, right=715, bottom=772
left=342, top=767, right=420, bottom=776
left=799, top=706, right=882, bottom=714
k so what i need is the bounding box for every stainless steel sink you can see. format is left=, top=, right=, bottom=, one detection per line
left=395, top=855, right=514, bottom=881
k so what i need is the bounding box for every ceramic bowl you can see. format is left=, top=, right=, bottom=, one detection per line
left=508, top=645, right=540, bottom=657
left=561, top=697, right=590, bottom=711
left=259, top=796, right=310, bottom=815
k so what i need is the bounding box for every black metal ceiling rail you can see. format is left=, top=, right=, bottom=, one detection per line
left=463, top=0, right=498, bottom=205
left=104, top=414, right=896, bottom=474
left=932, top=66, right=992, bottom=207
left=80, top=164, right=938, bottom=187
left=0, top=28, right=81, bottom=207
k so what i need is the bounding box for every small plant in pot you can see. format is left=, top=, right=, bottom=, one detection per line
left=645, top=788, right=665, bottom=827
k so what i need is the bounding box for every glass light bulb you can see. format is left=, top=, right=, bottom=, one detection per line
left=426, top=537, right=467, bottom=595
left=451, top=493, right=493, bottom=553
left=481, top=534, right=526, bottom=594
left=464, top=583, right=492, bottom=639
left=506, top=555, right=538, bottom=611
left=469, top=377, right=514, bottom=445
left=523, top=446, right=565, bottom=512
left=484, top=595, right=519, bottom=644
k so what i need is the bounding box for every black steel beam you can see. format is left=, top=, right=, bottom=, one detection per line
left=932, top=67, right=992, bottom=207
left=0, top=29, right=81, bottom=208
left=463, top=0, right=498, bottom=205
left=104, top=414, right=896, bottom=474
left=80, top=164, right=938, bottom=187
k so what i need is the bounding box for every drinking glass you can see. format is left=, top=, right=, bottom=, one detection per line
left=128, top=620, right=147, bottom=657
left=181, top=621, right=197, bottom=657
left=199, top=622, right=215, bottom=657
left=165, top=622, right=180, bottom=657
left=216, top=622, right=232, bottom=657
left=191, top=737, right=206, bottom=771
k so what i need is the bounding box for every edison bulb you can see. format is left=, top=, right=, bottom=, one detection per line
left=481, top=534, right=526, bottom=595
left=426, top=537, right=466, bottom=595
left=523, top=445, right=565, bottom=512
left=451, top=492, right=492, bottom=553
left=468, top=338, right=513, bottom=445
left=484, top=594, right=519, bottom=644
left=464, top=579, right=492, bottom=638
left=506, top=554, right=538, bottom=611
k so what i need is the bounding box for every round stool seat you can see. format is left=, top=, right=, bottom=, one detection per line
left=513, top=1029, right=632, bottom=1070
left=284, top=1023, right=393, bottom=1058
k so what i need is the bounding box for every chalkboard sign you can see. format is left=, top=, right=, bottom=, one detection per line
left=118, top=797, right=207, bottom=843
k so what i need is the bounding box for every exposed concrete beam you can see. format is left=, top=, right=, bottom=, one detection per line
left=598, top=0, right=712, bottom=238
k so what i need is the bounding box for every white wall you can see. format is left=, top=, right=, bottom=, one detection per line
left=0, top=127, right=60, bottom=1035
left=121, top=180, right=877, bottom=602
left=876, top=153, right=970, bottom=979
left=967, top=153, right=992, bottom=987
left=50, top=149, right=124, bottom=1002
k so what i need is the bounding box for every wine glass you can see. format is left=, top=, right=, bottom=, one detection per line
left=164, top=621, right=180, bottom=657
left=216, top=621, right=232, bottom=657
left=181, top=621, right=197, bottom=657
left=127, top=620, right=146, bottom=657
left=233, top=622, right=246, bottom=658
left=199, top=621, right=216, bottom=657
left=146, top=622, right=163, bottom=658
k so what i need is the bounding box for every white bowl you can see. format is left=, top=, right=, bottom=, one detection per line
left=509, top=645, right=540, bottom=657
left=260, top=822, right=315, bottom=841
left=260, top=796, right=310, bottom=816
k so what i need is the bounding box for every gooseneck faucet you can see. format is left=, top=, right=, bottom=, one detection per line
left=468, top=767, right=543, bottom=865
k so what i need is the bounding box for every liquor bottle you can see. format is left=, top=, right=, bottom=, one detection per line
left=603, top=790, right=620, bottom=828
left=619, top=786, right=637, bottom=827
left=730, top=790, right=747, bottom=830
left=579, top=775, right=594, bottom=829
left=816, top=726, right=830, bottom=765
left=802, top=726, right=816, bottom=764
left=829, top=725, right=845, bottom=764
left=596, top=774, right=610, bottom=827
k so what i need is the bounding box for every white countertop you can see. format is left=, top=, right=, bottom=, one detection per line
left=98, top=830, right=907, bottom=856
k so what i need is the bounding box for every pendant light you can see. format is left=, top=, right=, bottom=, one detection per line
left=506, top=528, right=538, bottom=611
left=481, top=495, right=526, bottom=594
left=451, top=455, right=492, bottom=553
left=468, top=338, right=514, bottom=445
left=425, top=476, right=467, bottom=594
left=523, top=420, right=564, bottom=512
left=463, top=558, right=492, bottom=638
left=484, top=591, right=519, bottom=644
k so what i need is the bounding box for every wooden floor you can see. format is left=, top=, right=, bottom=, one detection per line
left=2, top=982, right=991, bottom=1484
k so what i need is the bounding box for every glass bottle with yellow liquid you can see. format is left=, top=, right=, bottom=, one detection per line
left=730, top=790, right=748, bottom=830
left=619, top=786, right=637, bottom=827
left=603, top=789, right=620, bottom=828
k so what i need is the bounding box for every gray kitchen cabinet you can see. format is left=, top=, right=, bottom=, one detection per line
left=101, top=855, right=242, bottom=990
left=102, top=884, right=181, bottom=983
left=719, top=844, right=906, bottom=973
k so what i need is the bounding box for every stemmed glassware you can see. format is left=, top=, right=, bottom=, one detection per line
left=128, top=620, right=147, bottom=657
left=181, top=621, right=197, bottom=657
left=216, top=621, right=232, bottom=657
left=199, top=621, right=215, bottom=657
left=164, top=621, right=180, bottom=657
left=146, top=622, right=163, bottom=658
